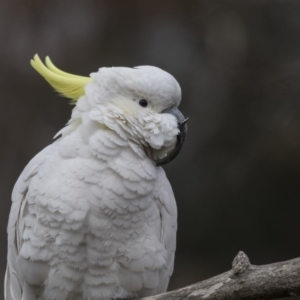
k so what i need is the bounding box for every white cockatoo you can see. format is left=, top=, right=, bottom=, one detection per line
left=5, top=55, right=187, bottom=300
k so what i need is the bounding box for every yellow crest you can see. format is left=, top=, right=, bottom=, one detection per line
left=31, top=54, right=92, bottom=101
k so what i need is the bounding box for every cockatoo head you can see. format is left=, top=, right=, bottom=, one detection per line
left=31, top=55, right=187, bottom=165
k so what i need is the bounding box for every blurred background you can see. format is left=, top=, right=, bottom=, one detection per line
left=1, top=0, right=300, bottom=299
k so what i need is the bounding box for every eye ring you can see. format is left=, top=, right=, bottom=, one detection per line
left=139, top=99, right=148, bottom=107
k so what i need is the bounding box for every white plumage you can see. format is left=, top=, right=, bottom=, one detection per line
left=5, top=56, right=186, bottom=300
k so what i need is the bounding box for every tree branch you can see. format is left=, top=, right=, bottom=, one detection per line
left=138, top=251, right=300, bottom=300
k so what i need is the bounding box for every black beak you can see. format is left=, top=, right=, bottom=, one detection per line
left=155, top=106, right=188, bottom=166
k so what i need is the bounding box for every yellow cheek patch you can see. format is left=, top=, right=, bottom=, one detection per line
left=115, top=98, right=136, bottom=114
left=30, top=54, right=92, bottom=101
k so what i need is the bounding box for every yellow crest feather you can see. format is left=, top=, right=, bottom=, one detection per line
left=30, top=54, right=92, bottom=101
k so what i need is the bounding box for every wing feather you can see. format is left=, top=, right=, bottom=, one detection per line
left=5, top=145, right=54, bottom=300
left=155, top=168, right=177, bottom=293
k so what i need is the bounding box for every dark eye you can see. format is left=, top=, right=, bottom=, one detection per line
left=139, top=99, right=148, bottom=107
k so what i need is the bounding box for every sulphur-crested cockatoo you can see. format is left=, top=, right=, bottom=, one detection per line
left=5, top=54, right=187, bottom=300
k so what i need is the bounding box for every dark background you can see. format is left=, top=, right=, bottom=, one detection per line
left=1, top=1, right=300, bottom=299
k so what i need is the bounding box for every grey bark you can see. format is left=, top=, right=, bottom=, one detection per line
left=138, top=251, right=300, bottom=300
